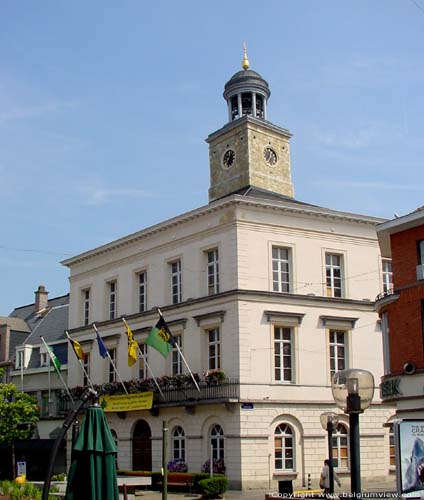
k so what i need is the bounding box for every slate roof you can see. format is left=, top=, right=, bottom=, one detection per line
left=0, top=317, right=30, bottom=332
left=9, top=294, right=69, bottom=331
left=23, top=303, right=69, bottom=346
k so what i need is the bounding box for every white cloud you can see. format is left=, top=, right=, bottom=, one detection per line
left=314, top=180, right=421, bottom=191
left=80, top=186, right=153, bottom=206
left=0, top=100, right=78, bottom=123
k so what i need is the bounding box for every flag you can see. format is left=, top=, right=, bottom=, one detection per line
left=96, top=330, right=108, bottom=358
left=146, top=315, right=175, bottom=358
left=41, top=337, right=61, bottom=376
left=125, top=323, right=138, bottom=367
left=68, top=337, right=85, bottom=361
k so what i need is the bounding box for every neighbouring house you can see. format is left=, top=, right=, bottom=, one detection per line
left=1, top=285, right=70, bottom=479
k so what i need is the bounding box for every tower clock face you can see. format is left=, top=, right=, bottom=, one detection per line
left=263, top=147, right=278, bottom=166
left=222, top=149, right=236, bottom=168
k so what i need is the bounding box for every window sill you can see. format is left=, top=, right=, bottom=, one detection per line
left=273, top=471, right=298, bottom=479
left=334, top=469, right=350, bottom=475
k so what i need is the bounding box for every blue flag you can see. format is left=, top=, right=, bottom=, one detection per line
left=96, top=331, right=108, bottom=358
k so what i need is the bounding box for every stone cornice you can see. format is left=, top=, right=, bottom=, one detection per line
left=67, top=289, right=375, bottom=334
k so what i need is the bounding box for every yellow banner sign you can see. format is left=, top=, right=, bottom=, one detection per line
left=100, top=392, right=154, bottom=412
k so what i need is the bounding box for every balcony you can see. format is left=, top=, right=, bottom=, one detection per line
left=153, top=379, right=240, bottom=409
left=38, top=392, right=72, bottom=419
left=374, top=288, right=399, bottom=312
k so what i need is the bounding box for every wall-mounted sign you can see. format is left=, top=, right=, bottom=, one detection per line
left=241, top=402, right=254, bottom=410
left=394, top=419, right=424, bottom=498
left=380, top=378, right=402, bottom=399
left=100, top=392, right=153, bottom=412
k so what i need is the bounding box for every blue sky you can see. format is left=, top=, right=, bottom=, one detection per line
left=1, top=0, right=423, bottom=314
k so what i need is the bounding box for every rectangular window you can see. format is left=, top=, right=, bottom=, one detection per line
left=138, top=271, right=147, bottom=313
left=329, top=330, right=347, bottom=376
left=272, top=247, right=291, bottom=293
left=418, top=240, right=424, bottom=264
left=207, top=249, right=220, bottom=295
left=108, top=348, right=116, bottom=382
left=274, top=327, right=293, bottom=382
left=83, top=352, right=90, bottom=387
left=40, top=352, right=49, bottom=368
left=139, top=344, right=148, bottom=380
left=326, top=253, right=343, bottom=298
left=16, top=351, right=24, bottom=369
left=171, top=260, right=182, bottom=304
left=208, top=328, right=221, bottom=370
left=172, top=337, right=183, bottom=376
left=382, top=260, right=393, bottom=294
left=109, top=281, right=117, bottom=320
left=83, top=289, right=90, bottom=326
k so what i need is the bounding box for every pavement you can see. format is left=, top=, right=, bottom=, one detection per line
left=121, top=478, right=400, bottom=500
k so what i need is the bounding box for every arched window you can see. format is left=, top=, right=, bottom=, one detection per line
left=172, top=426, right=185, bottom=460
left=274, top=423, right=294, bottom=471
left=210, top=424, right=224, bottom=460
left=332, top=423, right=349, bottom=469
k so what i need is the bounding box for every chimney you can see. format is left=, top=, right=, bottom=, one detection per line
left=35, top=285, right=49, bottom=312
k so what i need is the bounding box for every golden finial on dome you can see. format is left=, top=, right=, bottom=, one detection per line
left=242, top=42, right=250, bottom=70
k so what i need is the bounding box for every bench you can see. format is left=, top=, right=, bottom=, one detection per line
left=117, top=476, right=152, bottom=500
left=156, top=473, right=194, bottom=490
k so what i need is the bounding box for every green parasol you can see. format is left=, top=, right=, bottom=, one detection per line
left=65, top=404, right=119, bottom=500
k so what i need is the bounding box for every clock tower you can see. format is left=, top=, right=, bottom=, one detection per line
left=207, top=49, right=294, bottom=202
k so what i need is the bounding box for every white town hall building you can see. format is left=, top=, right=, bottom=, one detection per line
left=62, top=54, right=395, bottom=490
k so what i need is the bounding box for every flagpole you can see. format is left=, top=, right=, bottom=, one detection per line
left=137, top=345, right=165, bottom=400
left=48, top=356, right=52, bottom=417
left=175, top=344, right=201, bottom=393
left=40, top=336, right=74, bottom=403
left=92, top=324, right=128, bottom=395
left=157, top=309, right=201, bottom=393
left=65, top=331, right=96, bottom=392
left=121, top=317, right=166, bottom=400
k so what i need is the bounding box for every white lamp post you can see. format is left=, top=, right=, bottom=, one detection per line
left=320, top=412, right=339, bottom=494
left=331, top=369, right=374, bottom=495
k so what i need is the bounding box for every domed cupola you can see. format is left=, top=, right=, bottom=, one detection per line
left=223, top=46, right=271, bottom=122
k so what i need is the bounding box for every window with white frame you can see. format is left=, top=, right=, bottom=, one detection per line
left=207, top=249, right=220, bottom=295
left=172, top=336, right=182, bottom=376
left=83, top=352, right=90, bottom=387
left=40, top=351, right=49, bottom=368
left=274, top=326, right=294, bottom=382
left=210, top=424, right=224, bottom=460
left=138, top=271, right=147, bottom=313
left=331, top=423, right=349, bottom=469
left=139, top=343, right=148, bottom=380
left=108, top=281, right=117, bottom=320
left=207, top=328, right=221, bottom=370
left=83, top=289, right=90, bottom=326
left=171, top=260, right=182, bottom=304
left=272, top=247, right=291, bottom=293
left=274, top=423, right=294, bottom=470
left=329, top=330, right=347, bottom=377
left=108, top=348, right=116, bottom=382
left=326, top=253, right=343, bottom=298
left=172, top=426, right=186, bottom=460
left=382, top=260, right=393, bottom=294
left=16, top=350, right=24, bottom=369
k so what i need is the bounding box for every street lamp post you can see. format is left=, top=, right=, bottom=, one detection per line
left=320, top=412, right=339, bottom=494
left=331, top=369, right=374, bottom=496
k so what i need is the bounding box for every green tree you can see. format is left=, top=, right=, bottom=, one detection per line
left=0, top=384, right=39, bottom=478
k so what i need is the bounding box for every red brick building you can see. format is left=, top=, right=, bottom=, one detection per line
left=376, top=207, right=424, bottom=418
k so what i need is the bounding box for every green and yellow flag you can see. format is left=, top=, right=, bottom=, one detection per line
left=145, top=315, right=175, bottom=358
left=41, top=337, right=62, bottom=376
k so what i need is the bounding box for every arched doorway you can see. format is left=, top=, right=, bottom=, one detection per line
left=132, top=420, right=152, bottom=471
